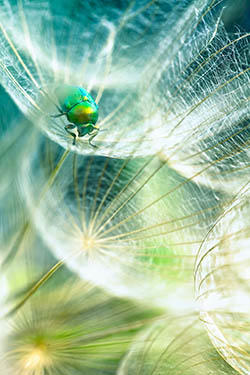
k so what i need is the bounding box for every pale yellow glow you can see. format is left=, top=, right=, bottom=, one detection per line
left=22, top=343, right=51, bottom=372
left=82, top=235, right=97, bottom=251
left=24, top=349, right=44, bottom=368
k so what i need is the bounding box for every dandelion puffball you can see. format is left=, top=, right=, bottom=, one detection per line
left=20, top=134, right=221, bottom=309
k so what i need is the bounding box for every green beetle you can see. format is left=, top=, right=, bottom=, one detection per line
left=51, top=85, right=99, bottom=147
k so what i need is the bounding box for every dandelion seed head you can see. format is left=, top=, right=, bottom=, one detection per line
left=2, top=277, right=159, bottom=375
left=20, top=134, right=223, bottom=309
left=1, top=0, right=249, bottom=186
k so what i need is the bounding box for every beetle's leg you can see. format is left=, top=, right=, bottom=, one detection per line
left=88, top=129, right=99, bottom=148
left=65, top=124, right=78, bottom=145
left=77, top=124, right=99, bottom=148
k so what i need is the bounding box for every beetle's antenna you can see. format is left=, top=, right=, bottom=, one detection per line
left=39, top=87, right=63, bottom=114
left=50, top=113, right=67, bottom=118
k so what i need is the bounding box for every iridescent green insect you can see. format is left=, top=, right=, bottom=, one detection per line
left=51, top=85, right=99, bottom=147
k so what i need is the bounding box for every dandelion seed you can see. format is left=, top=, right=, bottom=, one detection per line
left=195, top=183, right=250, bottom=375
